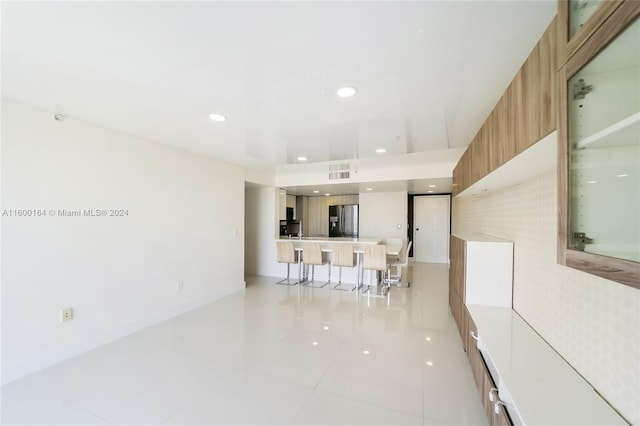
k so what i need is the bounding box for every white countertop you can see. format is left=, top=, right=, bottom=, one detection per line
left=276, top=237, right=401, bottom=256
left=278, top=236, right=382, bottom=244
left=466, top=305, right=626, bottom=426
left=452, top=233, right=513, bottom=243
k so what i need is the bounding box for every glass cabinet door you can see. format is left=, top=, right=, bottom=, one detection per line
left=569, top=0, right=604, bottom=37
left=568, top=17, right=640, bottom=262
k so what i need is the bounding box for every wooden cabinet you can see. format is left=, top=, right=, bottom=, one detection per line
left=557, top=0, right=624, bottom=68
left=297, top=196, right=310, bottom=236
left=487, top=97, right=513, bottom=171
left=471, top=130, right=490, bottom=183
left=452, top=149, right=472, bottom=196
left=451, top=162, right=461, bottom=197
left=538, top=20, right=557, bottom=138
left=515, top=44, right=540, bottom=153
left=514, top=17, right=558, bottom=152
left=493, top=93, right=516, bottom=170
left=494, top=403, right=513, bottom=426
left=448, top=235, right=466, bottom=348
left=467, top=311, right=513, bottom=426
left=449, top=235, right=514, bottom=425
left=454, top=18, right=557, bottom=195
left=449, top=236, right=465, bottom=300
left=467, top=335, right=484, bottom=393
left=286, top=194, right=296, bottom=219
left=462, top=150, right=471, bottom=193
left=278, top=189, right=287, bottom=220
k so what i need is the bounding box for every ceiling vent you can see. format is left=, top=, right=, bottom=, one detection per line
left=329, top=163, right=351, bottom=180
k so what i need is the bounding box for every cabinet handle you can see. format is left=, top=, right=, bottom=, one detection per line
left=494, top=400, right=507, bottom=415
left=488, top=387, right=498, bottom=402
left=470, top=330, right=479, bottom=340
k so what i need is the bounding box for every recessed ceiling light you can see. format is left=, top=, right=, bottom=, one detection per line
left=375, top=148, right=387, bottom=154
left=296, top=156, right=308, bottom=161
left=587, top=180, right=597, bottom=184
left=325, top=193, right=331, bottom=196
left=208, top=113, right=227, bottom=122
left=426, top=361, right=433, bottom=366
left=312, top=341, right=318, bottom=346
left=425, top=337, right=432, bottom=341
left=313, top=190, right=319, bottom=194
left=337, top=86, right=358, bottom=98
left=323, top=326, right=330, bottom=330
left=363, top=350, right=370, bottom=355
left=617, top=174, right=628, bottom=177
left=427, top=190, right=434, bottom=193
left=428, top=184, right=436, bottom=188
left=366, top=188, right=373, bottom=191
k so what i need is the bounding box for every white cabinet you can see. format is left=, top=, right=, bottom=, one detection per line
left=278, top=189, right=287, bottom=220
left=286, top=194, right=296, bottom=219
left=456, top=234, right=514, bottom=308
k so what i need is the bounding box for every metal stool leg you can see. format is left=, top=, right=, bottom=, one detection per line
left=332, top=266, right=356, bottom=292
left=276, top=262, right=299, bottom=286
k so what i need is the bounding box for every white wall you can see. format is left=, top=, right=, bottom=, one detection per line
left=453, top=171, right=640, bottom=425
left=244, top=185, right=286, bottom=277
left=358, top=191, right=407, bottom=240
left=1, top=100, right=246, bottom=384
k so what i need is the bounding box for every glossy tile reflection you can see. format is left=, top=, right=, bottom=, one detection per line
left=1, top=263, right=487, bottom=425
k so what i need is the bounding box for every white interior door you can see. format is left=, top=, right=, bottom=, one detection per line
left=413, top=195, right=450, bottom=263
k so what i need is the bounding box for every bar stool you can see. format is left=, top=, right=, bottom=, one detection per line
left=331, top=243, right=358, bottom=292
left=302, top=243, right=330, bottom=288
left=386, top=241, right=412, bottom=287
left=276, top=241, right=301, bottom=285
left=362, top=244, right=389, bottom=294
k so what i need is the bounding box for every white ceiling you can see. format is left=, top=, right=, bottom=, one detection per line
left=1, top=1, right=556, bottom=175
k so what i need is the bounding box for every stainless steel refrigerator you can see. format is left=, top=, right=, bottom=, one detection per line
left=329, top=204, right=359, bottom=238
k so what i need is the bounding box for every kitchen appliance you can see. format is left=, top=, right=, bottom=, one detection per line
left=280, top=219, right=300, bottom=237
left=329, top=204, right=359, bottom=238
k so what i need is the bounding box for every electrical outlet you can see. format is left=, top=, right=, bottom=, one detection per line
left=176, top=280, right=184, bottom=291
left=61, top=307, right=74, bottom=322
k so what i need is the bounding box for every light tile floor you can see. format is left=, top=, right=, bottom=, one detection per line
left=1, top=263, right=487, bottom=425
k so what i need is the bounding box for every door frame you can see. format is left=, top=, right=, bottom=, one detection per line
left=407, top=193, right=452, bottom=260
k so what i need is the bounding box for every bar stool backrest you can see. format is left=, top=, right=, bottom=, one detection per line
left=332, top=243, right=355, bottom=267
left=277, top=241, right=297, bottom=264
left=304, top=243, right=323, bottom=265
left=398, top=240, right=412, bottom=265
left=363, top=245, right=387, bottom=271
